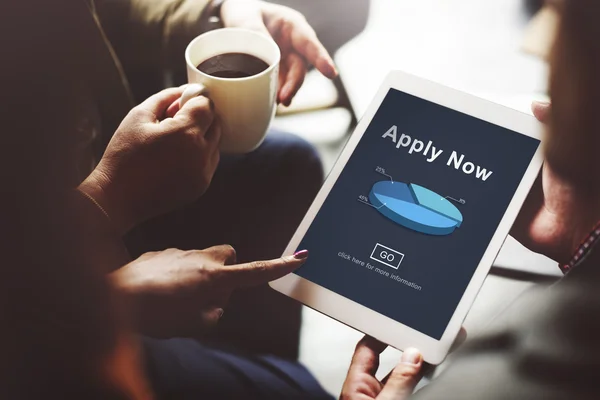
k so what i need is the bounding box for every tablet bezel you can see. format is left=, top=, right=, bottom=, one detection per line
left=269, top=70, right=544, bottom=364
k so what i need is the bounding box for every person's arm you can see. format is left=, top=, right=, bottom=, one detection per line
left=71, top=188, right=131, bottom=273
left=95, top=0, right=338, bottom=105
left=78, top=85, right=219, bottom=237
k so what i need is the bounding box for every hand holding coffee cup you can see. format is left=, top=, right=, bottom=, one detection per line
left=180, top=28, right=280, bottom=154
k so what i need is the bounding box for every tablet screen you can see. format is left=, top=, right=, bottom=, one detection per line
left=295, top=88, right=541, bottom=340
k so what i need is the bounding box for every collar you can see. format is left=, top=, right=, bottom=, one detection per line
left=560, top=220, right=600, bottom=275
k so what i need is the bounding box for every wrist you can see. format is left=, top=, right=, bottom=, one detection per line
left=109, top=266, right=138, bottom=297
left=78, top=169, right=133, bottom=236
left=70, top=189, right=132, bottom=273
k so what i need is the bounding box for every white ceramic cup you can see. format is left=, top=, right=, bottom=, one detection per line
left=181, top=28, right=281, bottom=154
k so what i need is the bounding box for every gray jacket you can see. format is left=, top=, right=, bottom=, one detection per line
left=415, top=252, right=600, bottom=399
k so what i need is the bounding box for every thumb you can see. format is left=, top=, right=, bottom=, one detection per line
left=137, top=87, right=187, bottom=120
left=532, top=101, right=551, bottom=124
left=378, top=348, right=423, bottom=400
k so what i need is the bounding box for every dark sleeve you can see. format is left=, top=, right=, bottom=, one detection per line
left=412, top=283, right=600, bottom=399
left=93, top=0, right=211, bottom=100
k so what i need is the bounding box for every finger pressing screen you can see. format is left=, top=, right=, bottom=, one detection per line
left=221, top=251, right=308, bottom=287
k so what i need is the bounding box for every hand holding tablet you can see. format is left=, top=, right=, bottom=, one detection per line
left=271, top=71, right=543, bottom=364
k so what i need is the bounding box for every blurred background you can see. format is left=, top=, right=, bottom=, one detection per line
left=271, top=0, right=558, bottom=395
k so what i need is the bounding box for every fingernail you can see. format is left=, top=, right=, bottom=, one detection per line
left=532, top=101, right=550, bottom=109
left=216, top=308, right=224, bottom=319
left=401, top=348, right=422, bottom=365
left=293, top=250, right=309, bottom=260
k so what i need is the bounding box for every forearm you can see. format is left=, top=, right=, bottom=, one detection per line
left=72, top=188, right=131, bottom=273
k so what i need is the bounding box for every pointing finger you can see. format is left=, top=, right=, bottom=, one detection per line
left=220, top=250, right=308, bottom=287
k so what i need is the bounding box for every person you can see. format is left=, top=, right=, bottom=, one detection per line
left=1, top=0, right=366, bottom=399
left=81, top=0, right=368, bottom=360
left=340, top=1, right=600, bottom=398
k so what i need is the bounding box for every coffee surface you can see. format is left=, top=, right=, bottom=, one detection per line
left=197, top=52, right=269, bottom=78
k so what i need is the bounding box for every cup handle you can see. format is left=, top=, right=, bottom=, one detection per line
left=180, top=83, right=209, bottom=109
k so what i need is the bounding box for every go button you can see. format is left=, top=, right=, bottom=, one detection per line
left=370, top=243, right=404, bottom=269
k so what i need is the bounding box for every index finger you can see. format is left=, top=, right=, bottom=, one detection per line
left=138, top=87, right=186, bottom=119
left=287, top=19, right=337, bottom=78
left=166, top=95, right=215, bottom=136
left=348, top=336, right=387, bottom=377
left=219, top=250, right=308, bottom=287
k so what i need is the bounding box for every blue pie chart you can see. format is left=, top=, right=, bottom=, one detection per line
left=368, top=181, right=463, bottom=236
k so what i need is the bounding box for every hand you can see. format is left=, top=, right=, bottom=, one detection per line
left=511, top=102, right=600, bottom=263
left=341, top=330, right=467, bottom=400
left=220, top=0, right=338, bottom=106
left=341, top=337, right=423, bottom=400
left=79, top=86, right=220, bottom=234
left=111, top=246, right=308, bottom=337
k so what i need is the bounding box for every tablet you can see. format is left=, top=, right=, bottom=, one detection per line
left=270, top=71, right=543, bottom=364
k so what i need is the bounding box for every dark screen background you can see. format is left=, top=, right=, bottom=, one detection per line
left=295, top=89, right=540, bottom=339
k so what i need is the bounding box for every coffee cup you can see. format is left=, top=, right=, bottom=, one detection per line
left=181, top=28, right=281, bottom=154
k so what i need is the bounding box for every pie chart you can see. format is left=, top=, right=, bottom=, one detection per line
left=368, top=181, right=463, bottom=236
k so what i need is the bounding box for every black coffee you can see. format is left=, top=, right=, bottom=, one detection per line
left=197, top=52, right=269, bottom=79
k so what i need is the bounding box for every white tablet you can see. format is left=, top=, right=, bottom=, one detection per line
left=270, top=71, right=543, bottom=364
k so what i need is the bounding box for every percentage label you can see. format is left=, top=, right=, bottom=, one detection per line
left=376, top=166, right=386, bottom=174
left=359, top=195, right=369, bottom=203
left=444, top=196, right=467, bottom=205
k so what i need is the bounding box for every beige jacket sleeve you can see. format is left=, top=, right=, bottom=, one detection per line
left=93, top=0, right=211, bottom=79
